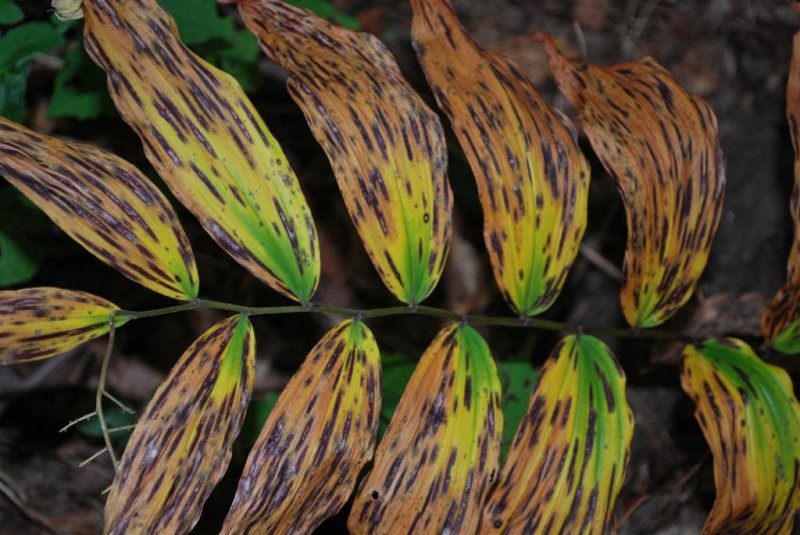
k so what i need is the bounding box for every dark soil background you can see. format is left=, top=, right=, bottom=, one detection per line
left=1, top=0, right=800, bottom=533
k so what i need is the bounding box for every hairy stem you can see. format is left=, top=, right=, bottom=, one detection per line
left=118, top=299, right=695, bottom=342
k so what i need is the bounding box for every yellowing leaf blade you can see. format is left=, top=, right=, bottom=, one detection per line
left=349, top=324, right=502, bottom=534
left=411, top=0, right=589, bottom=316
left=236, top=0, right=452, bottom=304
left=481, top=335, right=633, bottom=534
left=105, top=315, right=255, bottom=535
left=0, top=287, right=126, bottom=364
left=222, top=319, right=381, bottom=533
left=81, top=0, right=319, bottom=303
left=542, top=35, right=725, bottom=327
left=762, top=30, right=800, bottom=353
left=681, top=339, right=800, bottom=535
left=0, top=117, right=198, bottom=301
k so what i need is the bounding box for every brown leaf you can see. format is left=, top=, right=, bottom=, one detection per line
left=412, top=0, right=590, bottom=316
left=222, top=320, right=380, bottom=533
left=105, top=315, right=255, bottom=534
left=541, top=33, right=725, bottom=327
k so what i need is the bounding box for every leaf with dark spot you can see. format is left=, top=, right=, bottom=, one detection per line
left=762, top=31, right=800, bottom=354
left=681, top=338, right=800, bottom=535
left=81, top=0, right=319, bottom=303
left=481, top=335, right=633, bottom=534
left=349, top=324, right=501, bottom=534
left=0, top=287, right=127, bottom=365
left=105, top=315, right=255, bottom=535
left=542, top=34, right=725, bottom=327
left=0, top=117, right=198, bottom=300
left=411, top=0, right=589, bottom=316
left=222, top=319, right=380, bottom=533
left=235, top=0, right=452, bottom=305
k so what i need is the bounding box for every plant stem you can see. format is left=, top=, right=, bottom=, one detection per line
left=97, top=313, right=119, bottom=470
left=118, top=299, right=695, bottom=342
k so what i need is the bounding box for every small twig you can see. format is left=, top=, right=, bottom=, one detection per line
left=573, top=21, right=589, bottom=61
left=622, top=0, right=661, bottom=57
left=78, top=448, right=109, bottom=468
left=102, top=391, right=135, bottom=415
left=59, top=411, right=97, bottom=433
left=107, top=425, right=135, bottom=434
left=579, top=243, right=624, bottom=282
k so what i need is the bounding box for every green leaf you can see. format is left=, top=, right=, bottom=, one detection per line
left=497, top=360, right=538, bottom=461
left=0, top=188, right=50, bottom=287
left=0, top=0, right=23, bottom=25
left=160, top=0, right=262, bottom=91
left=0, top=21, right=64, bottom=121
left=378, top=352, right=416, bottom=439
left=238, top=390, right=280, bottom=450
left=78, top=405, right=134, bottom=445
left=286, top=0, right=361, bottom=30
left=0, top=21, right=63, bottom=68
left=48, top=46, right=116, bottom=120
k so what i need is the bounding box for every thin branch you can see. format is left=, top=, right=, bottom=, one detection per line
left=118, top=298, right=700, bottom=343
left=79, top=448, right=109, bottom=468
left=96, top=314, right=119, bottom=469
left=59, top=411, right=97, bottom=433
left=103, top=391, right=135, bottom=415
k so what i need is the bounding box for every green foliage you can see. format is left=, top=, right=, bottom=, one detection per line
left=78, top=405, right=134, bottom=446
left=378, top=352, right=416, bottom=439
left=239, top=390, right=280, bottom=449
left=0, top=0, right=23, bottom=25
left=161, top=0, right=263, bottom=92
left=497, top=360, right=538, bottom=460
left=0, top=21, right=64, bottom=121
left=288, top=0, right=360, bottom=30
left=0, top=188, right=51, bottom=286
left=48, top=46, right=115, bottom=120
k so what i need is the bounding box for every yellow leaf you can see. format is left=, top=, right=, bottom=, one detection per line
left=682, top=339, right=800, bottom=535
left=542, top=34, right=725, bottom=327
left=105, top=315, right=255, bottom=535
left=81, top=0, right=319, bottom=303
left=235, top=0, right=452, bottom=305
left=349, top=324, right=501, bottom=534
left=411, top=0, right=589, bottom=316
left=481, top=335, right=633, bottom=534
left=222, top=319, right=380, bottom=533
left=762, top=30, right=800, bottom=354
left=0, top=117, right=198, bottom=301
left=0, top=287, right=126, bottom=365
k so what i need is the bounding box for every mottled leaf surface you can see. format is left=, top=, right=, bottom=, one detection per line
left=105, top=315, right=255, bottom=535
left=411, top=0, right=589, bottom=316
left=0, top=287, right=126, bottom=364
left=481, top=335, right=633, bottom=534
left=81, top=0, right=319, bottom=303
left=762, top=31, right=800, bottom=354
left=0, top=117, right=198, bottom=301
left=236, top=0, right=452, bottom=304
left=349, top=324, right=502, bottom=534
left=542, top=35, right=725, bottom=327
left=222, top=320, right=380, bottom=534
left=682, top=339, right=800, bottom=535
